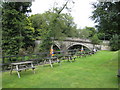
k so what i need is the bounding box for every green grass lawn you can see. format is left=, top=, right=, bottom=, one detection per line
left=2, top=50, right=119, bottom=88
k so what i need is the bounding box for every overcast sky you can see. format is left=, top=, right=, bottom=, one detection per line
left=30, top=0, right=98, bottom=29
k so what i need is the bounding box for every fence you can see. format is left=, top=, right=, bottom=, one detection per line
left=1, top=49, right=94, bottom=71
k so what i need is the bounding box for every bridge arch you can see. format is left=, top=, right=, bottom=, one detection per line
left=53, top=43, right=61, bottom=50
left=66, top=43, right=92, bottom=51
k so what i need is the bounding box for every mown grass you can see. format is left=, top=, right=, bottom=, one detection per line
left=2, top=50, right=119, bottom=88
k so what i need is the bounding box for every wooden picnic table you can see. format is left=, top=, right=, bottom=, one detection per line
left=44, top=57, right=60, bottom=68
left=10, top=61, right=35, bottom=78
left=64, top=55, right=76, bottom=62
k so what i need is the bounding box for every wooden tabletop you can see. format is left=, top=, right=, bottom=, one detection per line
left=11, top=61, right=33, bottom=65
left=44, top=57, right=57, bottom=60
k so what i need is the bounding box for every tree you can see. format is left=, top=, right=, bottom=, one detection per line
left=29, top=0, right=76, bottom=52
left=29, top=14, right=44, bottom=39
left=22, top=18, right=35, bottom=51
left=2, top=2, right=34, bottom=56
left=91, top=34, right=100, bottom=48
left=97, top=32, right=105, bottom=40
left=91, top=1, right=120, bottom=51
left=78, top=29, right=89, bottom=39
left=59, top=13, right=78, bottom=37
left=29, top=13, right=77, bottom=39
left=78, top=27, right=96, bottom=39
left=91, top=1, right=120, bottom=40
left=109, top=34, right=120, bottom=51
left=85, top=27, right=96, bottom=37
left=38, top=12, right=77, bottom=52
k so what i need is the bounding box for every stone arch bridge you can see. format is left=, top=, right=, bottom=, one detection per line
left=35, top=37, right=110, bottom=52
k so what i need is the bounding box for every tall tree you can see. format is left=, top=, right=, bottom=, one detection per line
left=2, top=2, right=34, bottom=56
left=78, top=27, right=96, bottom=39
left=109, top=34, right=120, bottom=51
left=29, top=0, right=76, bottom=52
left=29, top=13, right=77, bottom=39
left=91, top=1, right=120, bottom=40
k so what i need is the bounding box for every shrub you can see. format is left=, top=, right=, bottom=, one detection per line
left=109, top=34, right=120, bottom=51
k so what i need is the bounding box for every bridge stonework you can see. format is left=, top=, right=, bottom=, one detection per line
left=34, top=38, right=110, bottom=52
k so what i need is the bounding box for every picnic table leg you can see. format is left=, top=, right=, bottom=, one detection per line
left=69, top=56, right=72, bottom=63
left=68, top=57, right=70, bottom=62
left=43, top=60, right=46, bottom=66
left=49, top=59, right=53, bottom=68
left=25, top=64, right=28, bottom=72
left=57, top=58, right=61, bottom=66
left=73, top=57, right=76, bottom=62
left=17, top=71, right=21, bottom=78
left=16, top=65, right=20, bottom=78
left=31, top=63, right=35, bottom=74
left=10, top=65, right=13, bottom=75
left=59, top=61, right=61, bottom=66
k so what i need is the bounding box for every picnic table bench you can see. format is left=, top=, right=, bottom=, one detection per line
left=10, top=61, right=35, bottom=78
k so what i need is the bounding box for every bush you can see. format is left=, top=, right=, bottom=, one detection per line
left=109, top=34, right=120, bottom=51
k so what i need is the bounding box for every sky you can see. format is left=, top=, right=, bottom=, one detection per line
left=30, top=0, right=98, bottom=29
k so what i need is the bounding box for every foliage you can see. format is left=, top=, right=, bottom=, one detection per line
left=109, top=34, right=120, bottom=51
left=78, top=29, right=89, bottom=39
left=85, top=27, right=96, bottom=37
left=29, top=12, right=78, bottom=39
left=22, top=18, right=35, bottom=50
left=2, top=2, right=34, bottom=56
left=97, top=32, right=105, bottom=40
left=59, top=13, right=78, bottom=37
left=91, top=34, right=100, bottom=48
left=29, top=1, right=77, bottom=52
left=78, top=27, right=96, bottom=39
left=91, top=1, right=120, bottom=40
